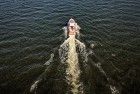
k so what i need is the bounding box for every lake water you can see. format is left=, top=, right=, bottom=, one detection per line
left=0, top=0, right=140, bottom=94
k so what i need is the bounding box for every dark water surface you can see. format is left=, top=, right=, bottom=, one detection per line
left=0, top=0, right=140, bottom=94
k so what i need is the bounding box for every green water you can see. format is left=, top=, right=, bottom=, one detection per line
left=0, top=0, right=140, bottom=94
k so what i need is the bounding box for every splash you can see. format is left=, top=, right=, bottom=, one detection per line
left=59, top=26, right=86, bottom=94
left=67, top=35, right=83, bottom=94
left=110, top=85, right=120, bottom=94
left=44, top=53, right=54, bottom=66
left=30, top=80, right=39, bottom=93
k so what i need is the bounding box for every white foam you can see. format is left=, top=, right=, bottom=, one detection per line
left=94, top=62, right=120, bottom=94
left=59, top=24, right=86, bottom=94
left=110, top=85, right=120, bottom=94
left=44, top=53, right=54, bottom=66
left=66, top=35, right=84, bottom=94
left=30, top=80, right=39, bottom=93
left=62, top=26, right=68, bottom=38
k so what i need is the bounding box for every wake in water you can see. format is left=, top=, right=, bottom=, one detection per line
left=59, top=19, right=87, bottom=94
left=88, top=51, right=120, bottom=94
left=29, top=18, right=120, bottom=94
left=30, top=19, right=87, bottom=94
left=95, top=62, right=120, bottom=94
left=30, top=53, right=54, bottom=93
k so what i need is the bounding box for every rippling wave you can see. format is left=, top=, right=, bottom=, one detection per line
left=0, top=0, right=140, bottom=94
